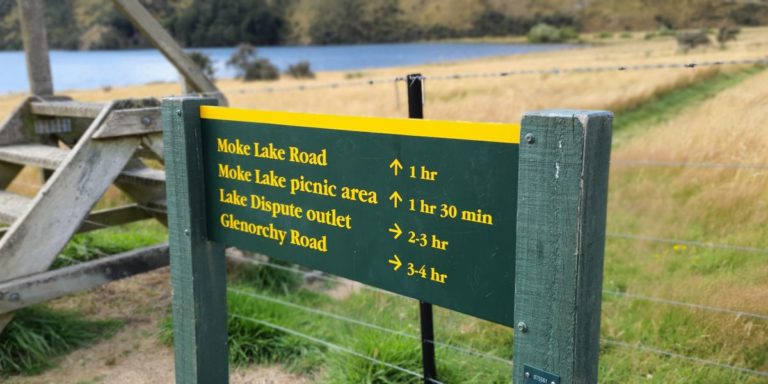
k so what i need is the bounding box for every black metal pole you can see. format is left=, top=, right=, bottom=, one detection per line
left=406, top=73, right=438, bottom=384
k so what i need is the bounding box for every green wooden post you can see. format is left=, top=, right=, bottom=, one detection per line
left=162, top=97, right=228, bottom=384
left=513, top=110, right=612, bottom=384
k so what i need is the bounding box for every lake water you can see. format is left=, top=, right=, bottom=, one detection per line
left=0, top=42, right=571, bottom=94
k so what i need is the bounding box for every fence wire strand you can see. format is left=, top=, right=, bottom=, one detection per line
left=227, top=287, right=514, bottom=366
left=611, top=159, right=768, bottom=171
left=603, top=290, right=768, bottom=321
left=602, top=338, right=768, bottom=378
left=607, top=232, right=768, bottom=254
left=242, top=256, right=768, bottom=324
left=197, top=56, right=768, bottom=97
left=251, top=255, right=768, bottom=320
left=229, top=313, right=444, bottom=383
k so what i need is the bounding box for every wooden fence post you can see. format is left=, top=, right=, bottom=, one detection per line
left=18, top=0, right=53, bottom=96
left=162, top=97, right=229, bottom=384
left=513, top=110, right=612, bottom=384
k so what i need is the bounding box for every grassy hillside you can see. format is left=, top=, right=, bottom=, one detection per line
left=0, top=0, right=767, bottom=49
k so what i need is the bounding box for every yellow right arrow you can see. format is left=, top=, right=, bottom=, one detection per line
left=388, top=223, right=402, bottom=239
left=388, top=255, right=402, bottom=271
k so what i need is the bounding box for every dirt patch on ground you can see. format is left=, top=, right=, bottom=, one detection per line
left=5, top=268, right=310, bottom=384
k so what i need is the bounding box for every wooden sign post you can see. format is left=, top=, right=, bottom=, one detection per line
left=513, top=111, right=612, bottom=384
left=162, top=97, right=611, bottom=384
left=163, top=98, right=228, bottom=384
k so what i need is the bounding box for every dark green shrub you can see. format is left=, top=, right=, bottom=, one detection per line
left=227, top=43, right=279, bottom=81
left=285, top=60, right=315, bottom=79
left=244, top=59, right=280, bottom=81
left=717, top=26, right=741, bottom=47
left=596, top=31, right=614, bottom=39
left=527, top=23, right=562, bottom=43
left=729, top=3, right=768, bottom=26
left=676, top=30, right=711, bottom=51
left=657, top=25, right=677, bottom=37
left=188, top=51, right=215, bottom=81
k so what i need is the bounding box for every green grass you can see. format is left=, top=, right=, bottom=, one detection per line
left=54, top=220, right=167, bottom=268
left=1, top=220, right=166, bottom=379
left=612, top=65, right=766, bottom=146
left=0, top=306, right=120, bottom=377
left=228, top=259, right=304, bottom=294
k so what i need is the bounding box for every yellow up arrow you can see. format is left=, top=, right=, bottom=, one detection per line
left=388, top=191, right=402, bottom=208
left=389, top=158, right=403, bottom=176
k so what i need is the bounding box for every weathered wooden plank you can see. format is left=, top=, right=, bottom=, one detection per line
left=0, top=244, right=169, bottom=314
left=0, top=97, right=37, bottom=146
left=141, top=198, right=167, bottom=213
left=163, top=97, right=228, bottom=383
left=111, top=0, right=228, bottom=106
left=78, top=204, right=154, bottom=232
left=0, top=98, right=38, bottom=186
left=30, top=101, right=106, bottom=119
left=0, top=162, right=22, bottom=189
left=0, top=102, right=142, bottom=332
left=93, top=107, right=162, bottom=138
left=18, top=0, right=53, bottom=96
left=0, top=191, right=30, bottom=225
left=0, top=143, right=166, bottom=187
left=119, top=166, right=165, bottom=187
left=140, top=133, right=165, bottom=163
left=512, top=110, right=612, bottom=384
left=0, top=204, right=152, bottom=238
left=0, top=143, right=68, bottom=169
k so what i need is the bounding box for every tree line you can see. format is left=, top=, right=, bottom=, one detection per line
left=0, top=0, right=765, bottom=50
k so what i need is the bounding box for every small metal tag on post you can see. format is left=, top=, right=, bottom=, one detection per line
left=407, top=73, right=438, bottom=384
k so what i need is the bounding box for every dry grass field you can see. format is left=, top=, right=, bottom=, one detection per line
left=1, top=27, right=768, bottom=383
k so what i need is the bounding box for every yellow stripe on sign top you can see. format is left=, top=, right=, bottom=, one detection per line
left=200, top=106, right=520, bottom=144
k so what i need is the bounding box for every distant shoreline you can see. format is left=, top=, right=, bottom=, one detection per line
left=0, top=42, right=572, bottom=93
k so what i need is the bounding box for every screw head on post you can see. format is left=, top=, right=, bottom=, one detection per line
left=517, top=321, right=528, bottom=333
left=524, top=133, right=535, bottom=144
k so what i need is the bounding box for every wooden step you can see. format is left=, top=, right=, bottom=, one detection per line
left=0, top=191, right=31, bottom=224
left=30, top=101, right=106, bottom=119
left=0, top=144, right=68, bottom=169
left=0, top=144, right=166, bottom=186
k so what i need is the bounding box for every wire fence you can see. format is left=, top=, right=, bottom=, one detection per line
left=610, top=159, right=768, bottom=171
left=228, top=287, right=514, bottom=366
left=607, top=232, right=768, bottom=254
left=197, top=56, right=768, bottom=97
left=51, top=248, right=768, bottom=380
left=226, top=259, right=768, bottom=380
left=29, top=51, right=768, bottom=381
left=230, top=313, right=445, bottom=384
left=602, top=339, right=768, bottom=379
left=242, top=255, right=768, bottom=323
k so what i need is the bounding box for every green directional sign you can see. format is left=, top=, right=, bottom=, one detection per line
left=200, top=106, right=520, bottom=326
